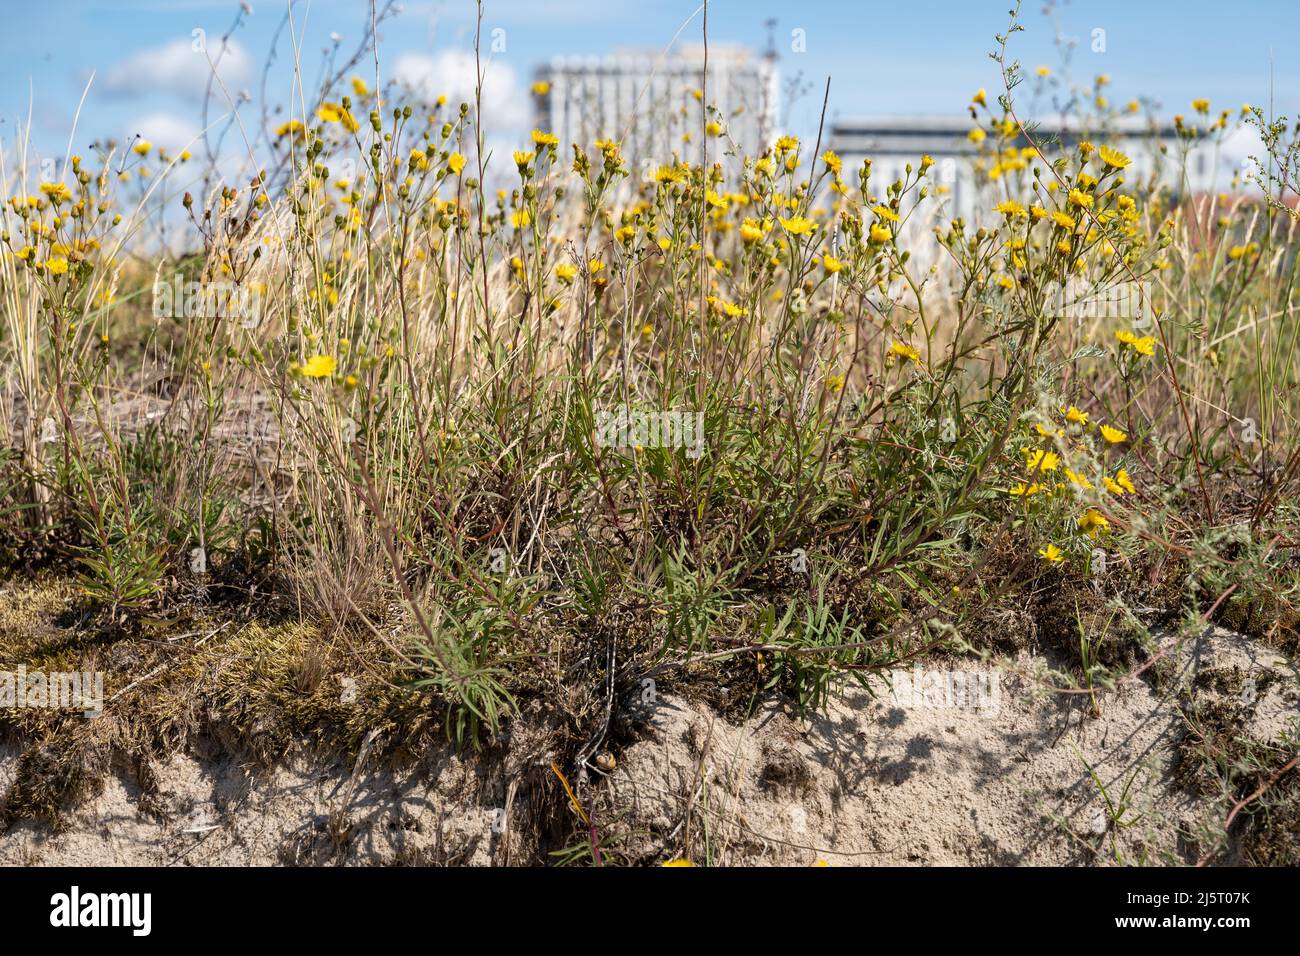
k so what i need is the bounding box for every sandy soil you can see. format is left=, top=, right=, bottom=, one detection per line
left=2, top=625, right=1296, bottom=866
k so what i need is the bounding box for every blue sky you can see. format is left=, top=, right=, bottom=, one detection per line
left=1, top=0, right=1295, bottom=168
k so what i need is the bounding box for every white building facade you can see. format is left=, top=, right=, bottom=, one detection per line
left=828, top=115, right=1238, bottom=223
left=533, top=45, right=779, bottom=178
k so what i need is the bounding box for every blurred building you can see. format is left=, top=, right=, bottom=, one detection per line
left=828, top=115, right=1232, bottom=222
left=532, top=45, right=778, bottom=176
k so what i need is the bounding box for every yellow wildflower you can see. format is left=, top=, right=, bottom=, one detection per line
left=1098, top=145, right=1130, bottom=169
left=300, top=354, right=337, bottom=378
left=1078, top=509, right=1110, bottom=538
left=889, top=341, right=920, bottom=365
left=778, top=215, right=816, bottom=236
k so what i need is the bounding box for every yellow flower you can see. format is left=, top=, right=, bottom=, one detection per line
left=555, top=264, right=578, bottom=282
left=775, top=135, right=799, bottom=153
left=705, top=189, right=729, bottom=210
left=822, top=150, right=842, bottom=174
left=654, top=165, right=685, bottom=185
left=531, top=81, right=551, bottom=95
left=1064, top=405, right=1089, bottom=425
left=662, top=860, right=695, bottom=867
left=531, top=129, right=558, bottom=146
left=276, top=119, right=305, bottom=137
left=1097, top=145, right=1130, bottom=169
left=1099, top=424, right=1127, bottom=444
left=1068, top=188, right=1094, bottom=210
left=1038, top=543, right=1064, bottom=564
left=993, top=199, right=1027, bottom=218
left=1114, top=468, right=1136, bottom=494
left=43, top=257, right=69, bottom=275
left=317, top=103, right=358, bottom=132
left=968, top=128, right=987, bottom=144
left=778, top=215, right=816, bottom=235
left=39, top=181, right=71, bottom=204
left=889, top=341, right=920, bottom=365
left=300, top=354, right=337, bottom=378
left=1051, top=210, right=1077, bottom=231
left=872, top=205, right=900, bottom=223
left=1065, top=468, right=1093, bottom=491
left=822, top=253, right=844, bottom=274
left=351, top=76, right=369, bottom=97
left=133, top=141, right=152, bottom=156
left=706, top=295, right=747, bottom=318
left=1192, top=98, right=1210, bottom=114
left=740, top=219, right=766, bottom=243
left=448, top=152, right=466, bottom=175
left=513, top=150, right=535, bottom=168
left=1036, top=65, right=1052, bottom=77
left=1024, top=448, right=1060, bottom=473
left=1010, top=481, right=1045, bottom=497
left=869, top=223, right=891, bottom=244
left=972, top=88, right=987, bottom=107
left=1116, top=330, right=1155, bottom=356
left=1077, top=509, right=1110, bottom=538
left=511, top=209, right=532, bottom=228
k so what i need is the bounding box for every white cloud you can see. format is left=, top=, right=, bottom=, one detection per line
left=127, top=112, right=202, bottom=154
left=102, top=37, right=254, bottom=103
left=392, top=50, right=528, bottom=132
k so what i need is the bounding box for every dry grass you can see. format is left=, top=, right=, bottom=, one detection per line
left=1, top=1, right=1298, bottom=860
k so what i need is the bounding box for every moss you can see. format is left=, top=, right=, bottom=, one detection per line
left=0, top=579, right=448, bottom=826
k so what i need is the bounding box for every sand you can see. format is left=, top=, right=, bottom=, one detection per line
left=2, top=625, right=1295, bottom=866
